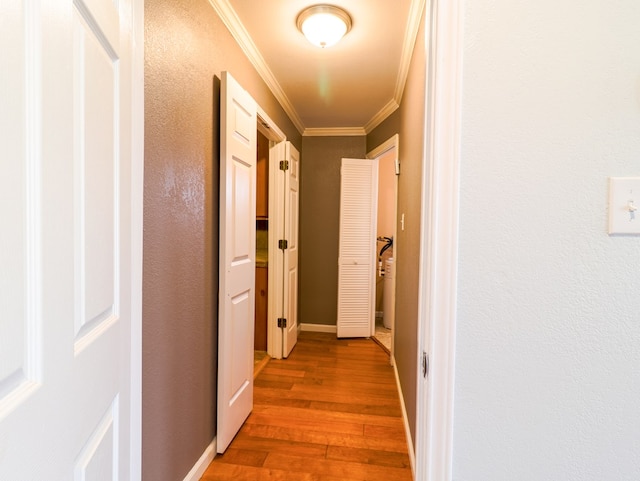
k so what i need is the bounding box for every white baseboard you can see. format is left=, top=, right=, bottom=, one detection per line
left=182, top=437, right=216, bottom=481
left=300, top=323, right=337, bottom=333
left=392, top=356, right=416, bottom=478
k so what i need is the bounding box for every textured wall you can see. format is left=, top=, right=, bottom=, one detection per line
left=144, top=1, right=299, bottom=479
left=298, top=136, right=367, bottom=326
left=367, top=110, right=401, bottom=153
left=366, top=9, right=426, bottom=446
left=143, top=2, right=219, bottom=479
left=392, top=11, right=426, bottom=446
left=455, top=0, right=640, bottom=479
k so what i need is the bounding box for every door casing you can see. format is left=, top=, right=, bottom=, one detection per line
left=367, top=134, right=399, bottom=365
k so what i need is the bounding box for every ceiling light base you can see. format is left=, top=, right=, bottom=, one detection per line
left=297, top=5, right=352, bottom=48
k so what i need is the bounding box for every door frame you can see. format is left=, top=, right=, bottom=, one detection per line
left=414, top=0, right=463, bottom=479
left=130, top=0, right=144, bottom=477
left=256, top=106, right=288, bottom=359
left=367, top=134, right=399, bottom=365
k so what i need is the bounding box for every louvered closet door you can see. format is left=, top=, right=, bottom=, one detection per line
left=337, top=158, right=378, bottom=338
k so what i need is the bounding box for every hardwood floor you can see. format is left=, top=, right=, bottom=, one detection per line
left=202, top=331, right=413, bottom=481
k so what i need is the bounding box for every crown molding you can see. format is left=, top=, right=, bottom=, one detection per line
left=393, top=0, right=427, bottom=103
left=210, top=0, right=424, bottom=137
left=208, top=0, right=305, bottom=134
left=303, top=127, right=367, bottom=137
left=364, top=99, right=400, bottom=134
left=363, top=0, right=425, bottom=134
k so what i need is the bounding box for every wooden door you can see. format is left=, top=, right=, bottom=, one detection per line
left=282, top=143, right=300, bottom=357
left=217, top=71, right=257, bottom=453
left=337, top=158, right=378, bottom=338
left=256, top=131, right=269, bottom=219
left=0, top=0, right=140, bottom=477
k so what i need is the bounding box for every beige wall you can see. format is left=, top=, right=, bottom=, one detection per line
left=455, top=0, right=640, bottom=478
left=298, top=136, right=367, bottom=326
left=367, top=110, right=401, bottom=152
left=367, top=8, right=426, bottom=446
left=144, top=1, right=299, bottom=479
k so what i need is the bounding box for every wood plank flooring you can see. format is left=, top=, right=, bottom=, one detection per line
left=201, top=331, right=413, bottom=481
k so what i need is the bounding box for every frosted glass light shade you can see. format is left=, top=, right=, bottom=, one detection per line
left=297, top=5, right=352, bottom=48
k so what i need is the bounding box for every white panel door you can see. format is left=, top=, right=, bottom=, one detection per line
left=218, top=71, right=257, bottom=453
left=0, top=0, right=139, bottom=479
left=337, top=159, right=378, bottom=338
left=282, top=143, right=300, bottom=357
left=267, top=141, right=285, bottom=359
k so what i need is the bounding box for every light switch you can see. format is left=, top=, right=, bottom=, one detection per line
left=609, top=177, right=640, bottom=234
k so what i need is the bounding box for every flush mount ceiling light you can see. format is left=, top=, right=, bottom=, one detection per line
left=297, top=5, right=352, bottom=48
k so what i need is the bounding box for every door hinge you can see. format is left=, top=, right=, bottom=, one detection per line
left=278, top=239, right=288, bottom=250
left=279, top=160, right=289, bottom=171
left=422, top=351, right=429, bottom=379
left=277, top=318, right=287, bottom=328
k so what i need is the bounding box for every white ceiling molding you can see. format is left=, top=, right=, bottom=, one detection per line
left=393, top=0, right=427, bottom=104
left=211, top=0, right=424, bottom=137
left=303, top=127, right=367, bottom=137
left=208, top=0, right=306, bottom=134
left=363, top=99, right=401, bottom=134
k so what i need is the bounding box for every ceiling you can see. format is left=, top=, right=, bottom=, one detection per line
left=210, top=0, right=425, bottom=136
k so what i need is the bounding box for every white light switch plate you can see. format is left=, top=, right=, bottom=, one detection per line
left=609, top=177, right=640, bottom=234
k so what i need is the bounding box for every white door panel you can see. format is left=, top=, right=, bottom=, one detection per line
left=282, top=143, right=300, bottom=357
left=218, top=71, right=257, bottom=454
left=267, top=142, right=285, bottom=358
left=74, top=4, right=119, bottom=347
left=337, top=159, right=378, bottom=338
left=0, top=0, right=138, bottom=478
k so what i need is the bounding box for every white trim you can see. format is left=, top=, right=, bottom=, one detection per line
left=256, top=105, right=287, bottom=360
left=415, top=0, right=463, bottom=480
left=300, top=323, right=337, bottom=334
left=363, top=99, right=400, bottom=134
left=394, top=0, right=427, bottom=103
left=303, top=127, right=367, bottom=137
left=129, top=0, right=144, bottom=478
left=367, top=134, right=400, bottom=160
left=208, top=0, right=305, bottom=134
left=392, top=356, right=416, bottom=478
left=367, top=135, right=400, bottom=365
left=257, top=106, right=286, bottom=143
left=207, top=0, right=425, bottom=135
left=182, top=438, right=217, bottom=481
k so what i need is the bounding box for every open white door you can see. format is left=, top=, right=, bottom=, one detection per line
left=217, top=71, right=257, bottom=453
left=282, top=143, right=300, bottom=357
left=0, top=0, right=140, bottom=478
left=337, top=158, right=378, bottom=338
left=267, top=141, right=285, bottom=359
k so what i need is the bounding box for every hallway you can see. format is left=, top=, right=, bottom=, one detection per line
left=202, top=332, right=413, bottom=480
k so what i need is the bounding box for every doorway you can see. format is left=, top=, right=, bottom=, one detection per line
left=255, top=109, right=300, bottom=361
left=254, top=129, right=270, bottom=375
left=368, top=136, right=399, bottom=362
